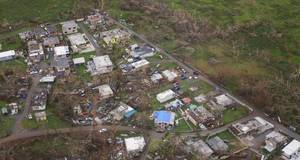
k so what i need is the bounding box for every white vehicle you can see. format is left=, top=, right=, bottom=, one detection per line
left=99, top=128, right=108, bottom=133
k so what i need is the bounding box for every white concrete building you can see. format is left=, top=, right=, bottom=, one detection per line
left=156, top=89, right=176, bottom=103
left=151, top=73, right=163, bottom=83
left=34, top=111, right=47, bottom=121
left=130, top=59, right=149, bottom=70
left=264, top=131, right=287, bottom=152
left=124, top=136, right=146, bottom=154
left=61, top=21, right=78, bottom=34
left=95, top=84, right=114, bottom=100
left=73, top=57, right=85, bottom=65
left=67, top=33, right=95, bottom=53
left=0, top=50, right=16, bottom=62
left=215, top=94, right=234, bottom=107
left=162, top=70, right=178, bottom=82
left=88, top=55, right=113, bottom=75
left=282, top=139, right=300, bottom=160
left=54, top=46, right=70, bottom=57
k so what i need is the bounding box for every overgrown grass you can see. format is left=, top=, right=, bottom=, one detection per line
left=222, top=106, right=249, bottom=124
left=0, top=116, right=15, bottom=138
left=22, top=104, right=70, bottom=129
left=0, top=57, right=27, bottom=74
left=0, top=0, right=75, bottom=23
left=175, top=119, right=191, bottom=132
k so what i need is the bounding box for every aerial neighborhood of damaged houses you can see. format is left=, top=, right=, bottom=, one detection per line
left=1, top=11, right=300, bottom=160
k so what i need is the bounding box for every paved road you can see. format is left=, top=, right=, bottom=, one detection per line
left=78, top=22, right=102, bottom=56
left=109, top=17, right=300, bottom=141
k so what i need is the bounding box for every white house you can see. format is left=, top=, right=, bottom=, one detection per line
left=61, top=21, right=78, bottom=34
left=282, top=139, right=300, bottom=159
left=67, top=33, right=95, bottom=53
left=73, top=57, right=85, bottom=65
left=88, top=55, right=113, bottom=75
left=215, top=94, right=234, bottom=107
left=54, top=46, right=70, bottom=57
left=162, top=70, right=178, bottom=82
left=156, top=89, right=176, bottom=103
left=0, top=50, right=16, bottom=62
left=124, top=136, right=146, bottom=154
left=95, top=84, right=114, bottom=100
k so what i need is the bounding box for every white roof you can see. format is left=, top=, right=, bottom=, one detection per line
left=68, top=33, right=87, bottom=46
left=215, top=94, right=234, bottom=107
left=54, top=46, right=69, bottom=56
left=162, top=70, right=178, bottom=81
left=61, top=20, right=78, bottom=28
left=93, top=55, right=113, bottom=69
left=39, top=76, right=56, bottom=83
left=131, top=59, right=149, bottom=69
left=97, top=84, right=113, bottom=96
left=282, top=140, right=300, bottom=157
left=73, top=57, right=85, bottom=64
left=124, top=136, right=146, bottom=153
left=151, top=73, right=163, bottom=82
left=156, top=89, right=176, bottom=103
left=0, top=50, right=16, bottom=59
left=254, top=116, right=274, bottom=128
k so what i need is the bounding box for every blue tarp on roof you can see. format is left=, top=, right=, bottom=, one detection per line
left=153, top=111, right=173, bottom=124
left=124, top=109, right=137, bottom=118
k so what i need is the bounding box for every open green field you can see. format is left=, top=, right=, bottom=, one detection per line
left=0, top=0, right=74, bottom=23
left=222, top=106, right=249, bottom=124
left=22, top=104, right=70, bottom=129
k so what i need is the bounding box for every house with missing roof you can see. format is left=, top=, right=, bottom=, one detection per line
left=185, top=104, right=215, bottom=128
left=61, top=21, right=78, bottom=35
left=264, top=131, right=287, bottom=152
left=27, top=40, right=44, bottom=63
left=100, top=28, right=131, bottom=47
left=230, top=117, right=274, bottom=136
left=152, top=110, right=176, bottom=132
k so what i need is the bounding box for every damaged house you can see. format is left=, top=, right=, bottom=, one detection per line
left=109, top=102, right=136, bottom=121
left=185, top=104, right=215, bottom=127
left=127, top=44, right=156, bottom=58
left=67, top=33, right=95, bottom=53
left=31, top=90, right=47, bottom=111
left=27, top=40, right=44, bottom=63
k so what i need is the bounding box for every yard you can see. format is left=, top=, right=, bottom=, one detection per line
left=0, top=57, right=27, bottom=74
left=0, top=116, right=16, bottom=138
left=22, top=105, right=70, bottom=129
left=175, top=118, right=192, bottom=133
left=215, top=130, right=244, bottom=152
left=222, top=106, right=249, bottom=124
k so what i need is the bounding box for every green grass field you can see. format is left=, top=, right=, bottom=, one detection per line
left=22, top=104, right=70, bottom=130
left=175, top=119, right=191, bottom=132
left=0, top=0, right=74, bottom=23
left=0, top=116, right=15, bottom=138
left=222, top=106, right=249, bottom=124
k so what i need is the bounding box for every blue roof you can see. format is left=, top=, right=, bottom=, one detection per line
left=124, top=109, right=137, bottom=118
left=153, top=111, right=174, bottom=124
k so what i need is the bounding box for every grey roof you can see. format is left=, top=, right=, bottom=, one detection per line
left=207, top=136, right=228, bottom=152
